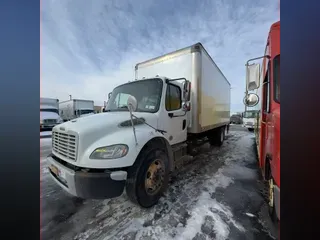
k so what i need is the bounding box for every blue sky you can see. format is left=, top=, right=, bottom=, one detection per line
left=41, top=0, right=279, bottom=112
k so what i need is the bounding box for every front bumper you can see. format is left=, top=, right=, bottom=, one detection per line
left=40, top=123, right=58, bottom=131
left=47, top=155, right=127, bottom=199
left=243, top=124, right=254, bottom=129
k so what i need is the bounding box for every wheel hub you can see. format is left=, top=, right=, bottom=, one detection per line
left=145, top=159, right=165, bottom=195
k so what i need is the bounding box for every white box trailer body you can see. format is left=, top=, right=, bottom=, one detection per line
left=40, top=97, right=63, bottom=130
left=135, top=43, right=231, bottom=134
left=59, top=99, right=94, bottom=121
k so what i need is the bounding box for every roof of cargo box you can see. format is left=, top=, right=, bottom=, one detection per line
left=59, top=99, right=94, bottom=104
left=135, top=42, right=231, bottom=86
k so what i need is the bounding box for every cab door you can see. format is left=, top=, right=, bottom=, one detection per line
left=161, top=83, right=188, bottom=145
left=270, top=54, right=280, bottom=184
left=260, top=62, right=271, bottom=176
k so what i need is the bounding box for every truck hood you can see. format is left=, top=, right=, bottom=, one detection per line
left=40, top=111, right=60, bottom=121
left=54, top=111, right=159, bottom=140
left=79, top=113, right=95, bottom=118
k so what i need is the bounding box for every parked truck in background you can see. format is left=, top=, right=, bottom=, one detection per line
left=59, top=99, right=95, bottom=121
left=47, top=42, right=231, bottom=207
left=40, top=97, right=63, bottom=131
left=230, top=113, right=242, bottom=125
left=242, top=110, right=259, bottom=131
left=243, top=21, right=280, bottom=226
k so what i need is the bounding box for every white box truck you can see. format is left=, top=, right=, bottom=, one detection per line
left=59, top=99, right=94, bottom=121
left=40, top=97, right=63, bottom=131
left=47, top=43, right=231, bottom=207
left=242, top=110, right=259, bottom=131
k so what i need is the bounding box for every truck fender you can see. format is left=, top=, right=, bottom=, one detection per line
left=137, top=136, right=174, bottom=172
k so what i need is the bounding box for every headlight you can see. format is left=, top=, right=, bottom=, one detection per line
left=57, top=118, right=63, bottom=124
left=90, top=144, right=128, bottom=159
left=40, top=120, right=44, bottom=124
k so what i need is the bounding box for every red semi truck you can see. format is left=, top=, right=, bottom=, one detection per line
left=243, top=21, right=280, bottom=225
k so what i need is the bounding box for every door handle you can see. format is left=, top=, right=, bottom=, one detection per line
left=182, top=120, right=186, bottom=130
left=168, top=113, right=174, bottom=118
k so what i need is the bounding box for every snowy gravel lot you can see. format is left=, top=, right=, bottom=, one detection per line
left=40, top=126, right=277, bottom=240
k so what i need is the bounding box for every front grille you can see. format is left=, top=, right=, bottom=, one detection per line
left=52, top=131, right=78, bottom=161
left=44, top=119, right=56, bottom=124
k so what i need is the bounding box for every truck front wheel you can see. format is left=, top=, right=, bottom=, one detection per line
left=126, top=146, right=170, bottom=208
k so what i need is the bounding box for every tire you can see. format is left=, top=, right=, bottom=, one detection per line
left=126, top=145, right=170, bottom=208
left=208, top=127, right=225, bottom=146
left=267, top=178, right=279, bottom=224
left=216, top=127, right=225, bottom=146
left=248, top=128, right=254, bottom=132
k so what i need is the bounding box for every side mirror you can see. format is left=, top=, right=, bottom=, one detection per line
left=243, top=93, right=259, bottom=107
left=108, top=92, right=112, bottom=99
left=182, top=102, right=191, bottom=112
left=127, top=95, right=138, bottom=112
left=246, top=63, right=260, bottom=91
left=183, top=81, right=191, bottom=101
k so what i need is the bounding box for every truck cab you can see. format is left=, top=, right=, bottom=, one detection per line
left=47, top=76, right=192, bottom=207
left=243, top=21, right=280, bottom=225
left=40, top=98, right=63, bottom=131
left=242, top=110, right=258, bottom=131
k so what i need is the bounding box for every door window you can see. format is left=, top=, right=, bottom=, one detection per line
left=273, top=55, right=280, bottom=103
left=263, top=62, right=271, bottom=113
left=165, top=84, right=182, bottom=111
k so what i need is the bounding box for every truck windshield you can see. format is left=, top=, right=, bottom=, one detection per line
left=106, top=78, right=163, bottom=113
left=243, top=111, right=257, bottom=118
left=40, top=108, right=59, bottom=114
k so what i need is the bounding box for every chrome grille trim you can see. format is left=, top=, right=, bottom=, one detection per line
left=44, top=119, right=57, bottom=124
left=52, top=130, right=78, bottom=161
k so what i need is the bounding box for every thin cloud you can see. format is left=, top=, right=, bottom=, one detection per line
left=41, top=0, right=278, bottom=111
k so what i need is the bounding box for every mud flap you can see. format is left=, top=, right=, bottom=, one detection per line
left=274, top=186, right=280, bottom=220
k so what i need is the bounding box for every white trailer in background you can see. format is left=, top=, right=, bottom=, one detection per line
left=59, top=99, right=94, bottom=121
left=47, top=43, right=231, bottom=208
left=40, top=97, right=63, bottom=131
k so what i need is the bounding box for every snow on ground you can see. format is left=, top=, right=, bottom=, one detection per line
left=41, top=128, right=277, bottom=240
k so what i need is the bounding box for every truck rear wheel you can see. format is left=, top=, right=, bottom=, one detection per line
left=217, top=127, right=225, bottom=146
left=208, top=127, right=225, bottom=146
left=126, top=146, right=170, bottom=208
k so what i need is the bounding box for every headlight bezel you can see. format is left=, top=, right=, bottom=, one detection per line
left=89, top=144, right=129, bottom=160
